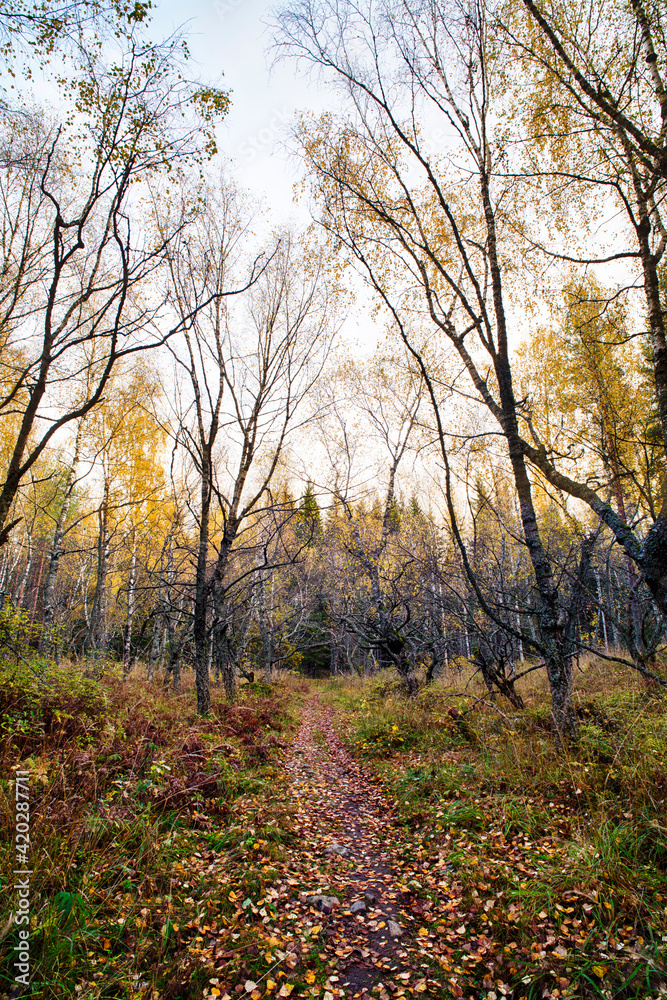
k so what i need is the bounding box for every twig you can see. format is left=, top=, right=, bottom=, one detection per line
left=0, top=912, right=14, bottom=943
left=465, top=697, right=517, bottom=723
left=155, top=771, right=224, bottom=805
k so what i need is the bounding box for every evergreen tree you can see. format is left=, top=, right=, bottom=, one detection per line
left=296, top=482, right=323, bottom=542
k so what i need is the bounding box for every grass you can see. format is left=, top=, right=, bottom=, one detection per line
left=321, top=655, right=667, bottom=998
left=3, top=653, right=667, bottom=999
left=0, top=659, right=305, bottom=1000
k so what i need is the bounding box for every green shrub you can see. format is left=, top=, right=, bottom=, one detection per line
left=0, top=659, right=108, bottom=754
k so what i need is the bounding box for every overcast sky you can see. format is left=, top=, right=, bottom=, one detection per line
left=150, top=0, right=386, bottom=351
left=154, top=0, right=325, bottom=225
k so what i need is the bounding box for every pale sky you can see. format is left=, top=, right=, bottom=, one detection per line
left=154, top=0, right=325, bottom=227
left=151, top=0, right=386, bottom=352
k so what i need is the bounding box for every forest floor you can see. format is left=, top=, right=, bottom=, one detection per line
left=1, top=661, right=667, bottom=1000
left=274, top=695, right=456, bottom=997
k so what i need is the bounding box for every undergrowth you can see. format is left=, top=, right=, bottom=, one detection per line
left=0, top=660, right=304, bottom=1000
left=323, top=658, right=667, bottom=999
left=3, top=654, right=667, bottom=1000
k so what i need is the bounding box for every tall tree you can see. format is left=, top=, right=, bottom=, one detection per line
left=317, top=352, right=424, bottom=690
left=275, top=0, right=590, bottom=734
left=161, top=182, right=335, bottom=713
left=275, top=0, right=667, bottom=728
left=501, top=0, right=667, bottom=612
left=0, top=22, right=229, bottom=547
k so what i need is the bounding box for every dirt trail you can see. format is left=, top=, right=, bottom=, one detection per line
left=280, top=698, right=449, bottom=998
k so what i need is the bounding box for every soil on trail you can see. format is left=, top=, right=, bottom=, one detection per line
left=280, top=698, right=453, bottom=999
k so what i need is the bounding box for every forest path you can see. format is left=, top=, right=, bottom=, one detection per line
left=277, top=696, right=455, bottom=999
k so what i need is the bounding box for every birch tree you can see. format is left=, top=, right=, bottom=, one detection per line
left=501, top=0, right=667, bottom=615
left=162, top=182, right=335, bottom=713
left=0, top=25, right=229, bottom=547
left=275, top=0, right=667, bottom=734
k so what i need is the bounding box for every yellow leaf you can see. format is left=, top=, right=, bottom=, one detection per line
left=310, top=924, right=322, bottom=935
left=592, top=966, right=607, bottom=978
left=417, top=928, right=429, bottom=937
left=266, top=981, right=277, bottom=992
left=211, top=991, right=221, bottom=998
left=229, top=891, right=238, bottom=901
left=305, top=972, right=316, bottom=984
left=103, top=939, right=111, bottom=949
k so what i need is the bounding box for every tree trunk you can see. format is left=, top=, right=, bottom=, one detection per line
left=86, top=481, right=110, bottom=655
left=476, top=155, right=577, bottom=739
left=595, top=571, right=609, bottom=652
left=163, top=596, right=182, bottom=692
left=210, top=523, right=239, bottom=702
left=149, top=531, right=174, bottom=682
left=147, top=619, right=160, bottom=683
left=14, top=533, right=32, bottom=608
left=193, top=453, right=212, bottom=715
left=501, top=387, right=576, bottom=738
left=258, top=569, right=274, bottom=683
left=641, top=515, right=667, bottom=625
left=123, top=533, right=137, bottom=675
left=40, top=418, right=84, bottom=653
